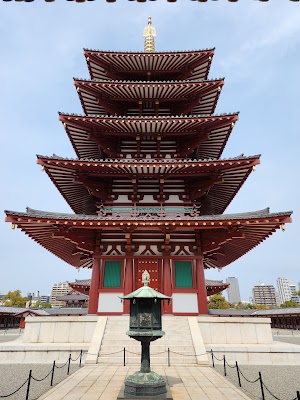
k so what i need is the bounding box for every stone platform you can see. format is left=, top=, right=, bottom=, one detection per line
left=38, top=364, right=251, bottom=400
left=1, top=315, right=300, bottom=365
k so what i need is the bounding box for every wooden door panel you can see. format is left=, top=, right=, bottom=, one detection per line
left=137, top=259, right=159, bottom=291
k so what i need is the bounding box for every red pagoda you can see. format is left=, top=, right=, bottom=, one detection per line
left=5, top=18, right=291, bottom=316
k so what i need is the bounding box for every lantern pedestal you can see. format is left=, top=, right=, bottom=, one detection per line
left=124, top=371, right=168, bottom=398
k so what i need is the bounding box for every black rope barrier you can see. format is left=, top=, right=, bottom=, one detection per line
left=125, top=349, right=141, bottom=355
left=262, top=381, right=283, bottom=400
left=31, top=369, right=53, bottom=382
left=237, top=367, right=260, bottom=384
left=50, top=361, right=55, bottom=387
left=210, top=349, right=300, bottom=400
left=54, top=359, right=69, bottom=369
left=25, top=370, right=32, bottom=400
left=169, top=349, right=207, bottom=357
left=236, top=361, right=241, bottom=388
left=70, top=352, right=82, bottom=362
left=224, top=358, right=236, bottom=369
left=211, top=353, right=224, bottom=362
left=259, top=371, right=265, bottom=400
left=0, top=378, right=29, bottom=398
left=100, top=349, right=124, bottom=356
left=0, top=349, right=84, bottom=399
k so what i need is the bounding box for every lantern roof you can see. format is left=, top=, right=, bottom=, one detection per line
left=121, top=271, right=171, bottom=300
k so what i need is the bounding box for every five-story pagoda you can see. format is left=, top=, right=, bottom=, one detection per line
left=5, top=18, right=292, bottom=315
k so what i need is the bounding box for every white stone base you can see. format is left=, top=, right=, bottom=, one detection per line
left=198, top=316, right=300, bottom=365
left=0, top=316, right=103, bottom=364
left=1, top=315, right=300, bottom=365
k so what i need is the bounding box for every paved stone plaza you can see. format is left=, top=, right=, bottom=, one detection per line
left=38, top=364, right=250, bottom=400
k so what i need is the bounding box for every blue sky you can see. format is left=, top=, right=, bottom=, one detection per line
left=0, top=1, right=299, bottom=301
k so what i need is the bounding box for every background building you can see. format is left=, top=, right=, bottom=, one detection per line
left=277, top=277, right=292, bottom=304
left=226, top=277, right=241, bottom=304
left=50, top=282, right=71, bottom=308
left=40, top=295, right=50, bottom=304
left=252, top=283, right=278, bottom=307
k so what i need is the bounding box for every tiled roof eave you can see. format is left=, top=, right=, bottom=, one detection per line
left=83, top=48, right=215, bottom=55
left=74, top=77, right=224, bottom=85
left=58, top=111, right=240, bottom=119
left=5, top=207, right=292, bottom=222
left=36, top=154, right=260, bottom=163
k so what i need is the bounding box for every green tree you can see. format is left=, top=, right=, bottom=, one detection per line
left=280, top=300, right=299, bottom=308
left=255, top=304, right=267, bottom=310
left=235, top=301, right=246, bottom=309
left=3, top=290, right=29, bottom=307
left=32, top=301, right=52, bottom=309
left=208, top=293, right=231, bottom=309
left=245, top=303, right=257, bottom=309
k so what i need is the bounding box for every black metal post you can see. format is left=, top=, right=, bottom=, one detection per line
left=236, top=361, right=241, bottom=387
left=123, top=347, right=126, bottom=366
left=25, top=370, right=32, bottom=400
left=79, top=350, right=83, bottom=368
left=297, top=390, right=300, bottom=400
left=223, top=355, right=226, bottom=376
left=67, top=354, right=71, bottom=375
left=168, top=347, right=170, bottom=367
left=259, top=372, right=265, bottom=400
left=211, top=349, right=214, bottom=368
left=50, top=361, right=55, bottom=386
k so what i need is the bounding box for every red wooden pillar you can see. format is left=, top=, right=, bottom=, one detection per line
left=124, top=257, right=133, bottom=314
left=88, top=256, right=100, bottom=314
left=163, top=257, right=172, bottom=314
left=196, top=257, right=208, bottom=314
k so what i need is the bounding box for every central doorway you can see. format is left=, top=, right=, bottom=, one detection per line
left=136, top=259, right=160, bottom=291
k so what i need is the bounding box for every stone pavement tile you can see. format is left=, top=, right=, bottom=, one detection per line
left=60, top=386, right=89, bottom=399
left=186, top=386, right=210, bottom=400
left=80, top=395, right=100, bottom=400
left=180, top=378, right=199, bottom=388
left=92, top=381, right=110, bottom=388
left=76, top=380, right=97, bottom=387
left=194, top=380, right=215, bottom=388
left=99, top=388, right=120, bottom=400
left=42, top=395, right=68, bottom=400
left=201, top=387, right=228, bottom=400
left=39, top=364, right=251, bottom=400
left=81, top=386, right=105, bottom=397
left=221, top=387, right=250, bottom=400
left=170, top=386, right=191, bottom=400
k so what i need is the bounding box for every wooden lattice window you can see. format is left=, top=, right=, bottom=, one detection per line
left=103, top=261, right=122, bottom=288
left=174, top=261, right=193, bottom=288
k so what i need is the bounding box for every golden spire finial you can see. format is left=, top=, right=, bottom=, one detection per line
left=143, top=16, right=156, bottom=53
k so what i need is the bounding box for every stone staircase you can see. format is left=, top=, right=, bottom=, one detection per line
left=97, top=315, right=197, bottom=365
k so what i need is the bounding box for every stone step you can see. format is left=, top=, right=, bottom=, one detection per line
left=100, top=335, right=192, bottom=342
left=104, top=323, right=191, bottom=328
left=97, top=316, right=197, bottom=366
left=99, top=345, right=195, bottom=352
left=97, top=356, right=197, bottom=365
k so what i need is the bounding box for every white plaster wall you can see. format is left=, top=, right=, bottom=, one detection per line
left=172, top=293, right=198, bottom=313
left=198, top=316, right=273, bottom=345
left=139, top=195, right=155, bottom=203
left=98, top=293, right=124, bottom=313
left=165, top=195, right=182, bottom=203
